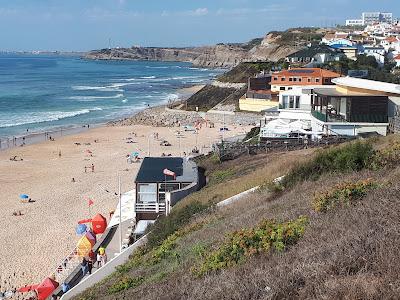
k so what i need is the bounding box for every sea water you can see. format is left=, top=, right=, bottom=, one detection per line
left=0, top=54, right=222, bottom=139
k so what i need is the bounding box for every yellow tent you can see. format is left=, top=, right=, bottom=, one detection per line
left=76, top=236, right=92, bottom=257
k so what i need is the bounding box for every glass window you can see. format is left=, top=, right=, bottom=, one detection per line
left=273, top=77, right=278, bottom=81
left=289, top=96, right=294, bottom=108
left=289, top=77, right=293, bottom=82
left=281, top=77, right=285, bottom=81
left=315, top=78, right=320, bottom=83
left=307, top=78, right=311, bottom=82
left=295, top=96, right=301, bottom=108
left=280, top=87, right=285, bottom=91
left=138, top=183, right=157, bottom=202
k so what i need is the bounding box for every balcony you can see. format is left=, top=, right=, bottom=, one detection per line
left=279, top=103, right=311, bottom=111
left=135, top=201, right=166, bottom=213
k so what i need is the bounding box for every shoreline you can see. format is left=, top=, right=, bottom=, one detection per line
left=0, top=84, right=205, bottom=152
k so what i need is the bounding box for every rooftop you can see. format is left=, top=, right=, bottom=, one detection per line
left=332, top=77, right=400, bottom=95
left=273, top=68, right=341, bottom=78
left=286, top=45, right=337, bottom=58
left=135, top=157, right=198, bottom=183
left=314, top=87, right=385, bottom=97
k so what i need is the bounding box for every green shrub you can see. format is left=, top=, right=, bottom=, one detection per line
left=108, top=276, right=144, bottom=294
left=282, top=141, right=374, bottom=188
left=313, top=179, right=379, bottom=212
left=210, top=169, right=235, bottom=184
left=147, top=201, right=209, bottom=249
left=372, top=141, right=400, bottom=168
left=193, top=216, right=308, bottom=276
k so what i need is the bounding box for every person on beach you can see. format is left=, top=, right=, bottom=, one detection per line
left=101, top=251, right=107, bottom=266
left=81, top=258, right=88, bottom=276
left=61, top=282, right=70, bottom=293
left=96, top=251, right=102, bottom=268
left=59, top=150, right=61, bottom=158
left=84, top=166, right=87, bottom=173
left=71, top=178, right=75, bottom=183
left=87, top=257, right=93, bottom=275
left=91, top=164, right=94, bottom=172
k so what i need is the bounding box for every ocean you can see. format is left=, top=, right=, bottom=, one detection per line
left=0, top=54, right=222, bottom=140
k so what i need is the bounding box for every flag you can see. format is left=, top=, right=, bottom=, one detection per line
left=163, top=168, right=176, bottom=179
left=88, top=199, right=94, bottom=206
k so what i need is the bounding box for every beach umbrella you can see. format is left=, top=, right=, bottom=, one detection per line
left=76, top=236, right=93, bottom=257
left=19, top=194, right=29, bottom=199
left=132, top=151, right=139, bottom=157
left=75, top=224, right=87, bottom=235
left=36, top=277, right=59, bottom=300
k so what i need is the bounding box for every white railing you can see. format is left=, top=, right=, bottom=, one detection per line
left=53, top=247, right=83, bottom=283
left=135, top=202, right=166, bottom=213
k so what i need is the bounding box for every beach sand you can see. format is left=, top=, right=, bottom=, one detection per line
left=0, top=121, right=251, bottom=292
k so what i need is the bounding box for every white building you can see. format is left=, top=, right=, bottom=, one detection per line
left=362, top=12, right=393, bottom=25
left=278, top=86, right=336, bottom=122
left=346, top=12, right=394, bottom=26
left=346, top=19, right=364, bottom=26
left=310, top=77, right=400, bottom=137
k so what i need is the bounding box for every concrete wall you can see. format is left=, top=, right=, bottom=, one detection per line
left=60, top=235, right=148, bottom=300
left=167, top=181, right=198, bottom=207
left=239, top=98, right=277, bottom=112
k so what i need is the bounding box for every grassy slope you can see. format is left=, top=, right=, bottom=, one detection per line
left=184, top=85, right=247, bottom=111
left=76, top=136, right=400, bottom=300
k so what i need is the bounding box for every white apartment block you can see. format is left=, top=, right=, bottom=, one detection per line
left=346, top=12, right=394, bottom=26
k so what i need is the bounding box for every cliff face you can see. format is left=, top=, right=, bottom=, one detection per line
left=83, top=31, right=302, bottom=67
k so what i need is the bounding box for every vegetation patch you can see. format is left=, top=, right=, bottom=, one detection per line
left=108, top=276, right=145, bottom=294
left=193, top=216, right=308, bottom=276
left=209, top=169, right=236, bottom=184
left=281, top=141, right=374, bottom=188
left=372, top=140, right=400, bottom=168
left=313, top=179, right=379, bottom=212
left=147, top=201, right=209, bottom=249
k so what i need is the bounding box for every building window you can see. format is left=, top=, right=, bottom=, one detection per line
left=138, top=183, right=157, bottom=202
left=307, top=78, right=311, bottom=83
left=288, top=87, right=293, bottom=90
left=298, top=77, right=302, bottom=82
left=158, top=183, right=181, bottom=202
left=273, top=77, right=278, bottom=81
left=281, top=77, right=285, bottom=81
left=315, top=78, right=320, bottom=83
left=289, top=96, right=294, bottom=108
left=280, top=87, right=285, bottom=91
left=295, top=96, right=300, bottom=108
left=289, top=77, right=293, bottom=82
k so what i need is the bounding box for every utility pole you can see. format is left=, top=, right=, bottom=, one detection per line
left=118, top=174, right=122, bottom=253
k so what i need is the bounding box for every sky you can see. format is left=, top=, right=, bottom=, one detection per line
left=0, top=0, right=399, bottom=51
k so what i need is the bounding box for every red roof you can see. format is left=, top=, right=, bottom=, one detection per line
left=386, top=37, right=398, bottom=43
left=394, top=54, right=400, bottom=60
left=272, top=68, right=341, bottom=78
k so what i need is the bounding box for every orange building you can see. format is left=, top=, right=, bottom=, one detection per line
left=271, top=68, right=341, bottom=92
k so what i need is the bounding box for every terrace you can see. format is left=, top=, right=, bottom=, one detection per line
left=311, top=88, right=388, bottom=123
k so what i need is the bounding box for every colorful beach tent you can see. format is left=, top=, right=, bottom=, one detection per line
left=76, top=236, right=93, bottom=257
left=75, top=224, right=87, bottom=235
left=85, top=230, right=96, bottom=246
left=18, top=277, right=59, bottom=300
left=91, top=214, right=107, bottom=235
left=36, top=277, right=59, bottom=300
left=78, top=214, right=107, bottom=235
left=19, top=194, right=29, bottom=199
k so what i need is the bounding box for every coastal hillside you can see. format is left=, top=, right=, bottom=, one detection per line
left=75, top=136, right=400, bottom=300
left=83, top=28, right=326, bottom=67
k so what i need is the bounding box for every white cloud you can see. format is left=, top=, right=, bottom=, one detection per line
left=190, top=8, right=208, bottom=16
left=216, top=5, right=293, bottom=16
left=161, top=8, right=208, bottom=17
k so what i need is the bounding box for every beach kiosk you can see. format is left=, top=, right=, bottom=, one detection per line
left=134, top=157, right=201, bottom=221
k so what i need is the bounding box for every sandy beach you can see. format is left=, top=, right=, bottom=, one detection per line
left=0, top=116, right=251, bottom=292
